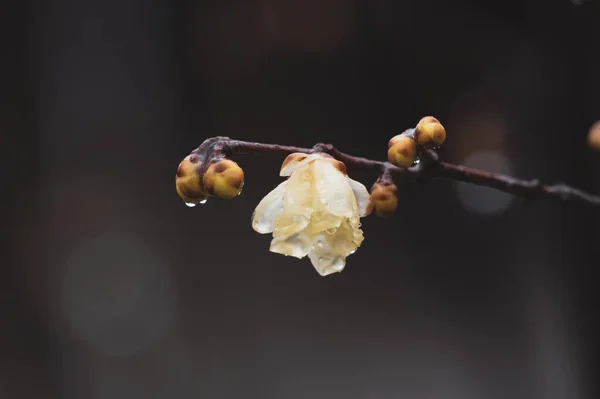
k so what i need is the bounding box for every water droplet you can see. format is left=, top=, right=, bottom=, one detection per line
left=349, top=249, right=356, bottom=254
left=185, top=202, right=196, bottom=208
left=199, top=199, right=208, bottom=204
left=315, top=240, right=326, bottom=249
left=413, top=158, right=421, bottom=165
left=326, top=228, right=337, bottom=235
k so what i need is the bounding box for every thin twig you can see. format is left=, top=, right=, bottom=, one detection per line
left=190, top=136, right=600, bottom=207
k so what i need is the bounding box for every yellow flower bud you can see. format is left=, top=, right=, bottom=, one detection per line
left=588, top=121, right=600, bottom=151
left=175, top=154, right=209, bottom=205
left=203, top=159, right=245, bottom=200
left=415, top=116, right=446, bottom=147
left=369, top=182, right=398, bottom=217
left=387, top=135, right=417, bottom=168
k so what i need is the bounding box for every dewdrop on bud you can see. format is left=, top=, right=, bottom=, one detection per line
left=176, top=154, right=209, bottom=205
left=203, top=158, right=245, bottom=200
left=387, top=135, right=417, bottom=168
left=414, top=116, right=446, bottom=147
left=368, top=182, right=398, bottom=217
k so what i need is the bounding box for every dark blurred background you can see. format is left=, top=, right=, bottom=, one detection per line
left=1, top=0, right=598, bottom=398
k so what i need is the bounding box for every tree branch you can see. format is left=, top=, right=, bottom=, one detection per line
left=190, top=136, right=600, bottom=207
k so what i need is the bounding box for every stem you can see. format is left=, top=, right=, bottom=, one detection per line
left=192, top=137, right=600, bottom=207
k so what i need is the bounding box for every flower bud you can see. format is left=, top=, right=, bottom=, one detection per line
left=387, top=135, right=417, bottom=168
left=369, top=182, right=398, bottom=217
left=414, top=116, right=446, bottom=147
left=588, top=121, right=600, bottom=151
left=175, top=154, right=209, bottom=205
left=203, top=158, right=245, bottom=200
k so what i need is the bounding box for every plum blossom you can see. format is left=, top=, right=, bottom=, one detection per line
left=252, top=152, right=371, bottom=276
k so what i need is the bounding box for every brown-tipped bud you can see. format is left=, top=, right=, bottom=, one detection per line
left=387, top=135, right=417, bottom=168
left=415, top=116, right=446, bottom=147
left=388, top=134, right=404, bottom=149
left=203, top=158, right=245, bottom=200
left=369, top=182, right=398, bottom=217
left=588, top=121, right=600, bottom=151
left=176, top=154, right=209, bottom=205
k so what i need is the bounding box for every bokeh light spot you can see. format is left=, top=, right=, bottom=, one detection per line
left=60, top=232, right=177, bottom=357
left=455, top=151, right=515, bottom=215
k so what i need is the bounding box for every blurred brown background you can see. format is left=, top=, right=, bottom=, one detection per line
left=1, top=0, right=598, bottom=398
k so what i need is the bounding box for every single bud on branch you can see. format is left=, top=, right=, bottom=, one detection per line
left=414, top=116, right=446, bottom=148
left=588, top=121, right=600, bottom=152
left=369, top=180, right=399, bottom=217
left=175, top=154, right=209, bottom=206
left=203, top=159, right=245, bottom=200
left=388, top=134, right=417, bottom=168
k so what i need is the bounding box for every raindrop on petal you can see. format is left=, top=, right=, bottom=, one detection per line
left=185, top=202, right=196, bottom=208
left=199, top=199, right=208, bottom=204
left=314, top=240, right=326, bottom=249
left=326, top=228, right=337, bottom=235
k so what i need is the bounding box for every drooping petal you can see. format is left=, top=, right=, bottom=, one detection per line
left=273, top=164, right=314, bottom=239
left=331, top=219, right=363, bottom=255
left=308, top=252, right=346, bottom=276
left=252, top=180, right=288, bottom=234
left=269, top=232, right=312, bottom=258
left=347, top=177, right=372, bottom=217
left=312, top=159, right=357, bottom=219
left=305, top=220, right=364, bottom=276
left=307, top=233, right=347, bottom=276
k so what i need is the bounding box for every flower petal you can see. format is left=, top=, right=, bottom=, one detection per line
left=347, top=177, right=372, bottom=217
left=307, top=233, right=347, bottom=276
left=332, top=219, right=364, bottom=254
left=304, top=210, right=342, bottom=236
left=312, top=159, right=357, bottom=219
left=273, top=164, right=314, bottom=239
left=269, top=232, right=311, bottom=258
left=280, top=153, right=322, bottom=176
left=252, top=180, right=288, bottom=234
left=308, top=252, right=346, bottom=276
left=305, top=222, right=364, bottom=276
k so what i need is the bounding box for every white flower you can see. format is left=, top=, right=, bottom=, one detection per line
left=252, top=152, right=371, bottom=276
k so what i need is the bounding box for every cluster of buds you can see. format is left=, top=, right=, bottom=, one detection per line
left=387, top=116, right=446, bottom=169
left=371, top=116, right=447, bottom=216
left=175, top=149, right=244, bottom=206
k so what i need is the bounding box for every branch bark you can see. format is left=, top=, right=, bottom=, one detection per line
left=190, top=136, right=600, bottom=207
